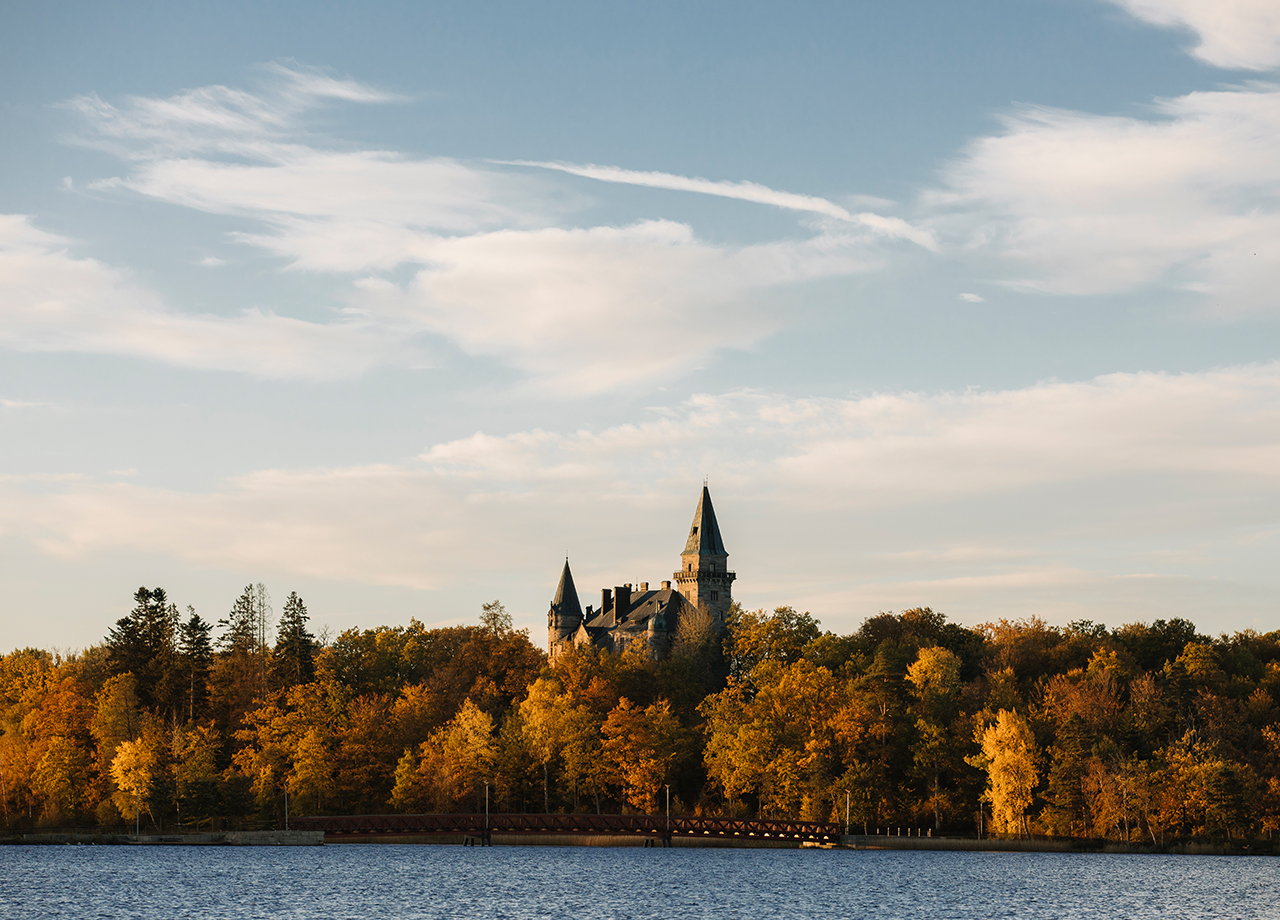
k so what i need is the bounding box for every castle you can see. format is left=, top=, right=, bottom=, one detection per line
left=547, top=486, right=736, bottom=659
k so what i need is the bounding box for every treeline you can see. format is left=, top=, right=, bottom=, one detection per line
left=2, top=588, right=1279, bottom=844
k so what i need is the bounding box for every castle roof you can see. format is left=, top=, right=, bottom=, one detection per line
left=682, top=485, right=728, bottom=557
left=551, top=559, right=582, bottom=620
left=583, top=586, right=687, bottom=632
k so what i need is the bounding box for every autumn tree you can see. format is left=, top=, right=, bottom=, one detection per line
left=392, top=700, right=495, bottom=812
left=491, top=709, right=539, bottom=814
left=1039, top=650, right=1129, bottom=837
left=90, top=673, right=143, bottom=822
left=172, top=722, right=220, bottom=826
left=702, top=658, right=839, bottom=820
left=603, top=698, right=691, bottom=814
left=970, top=709, right=1039, bottom=838
left=727, top=606, right=821, bottom=681
left=317, top=617, right=543, bottom=717
left=333, top=693, right=400, bottom=811
left=519, top=677, right=573, bottom=812
left=32, top=736, right=92, bottom=822
left=832, top=650, right=909, bottom=827
left=560, top=705, right=608, bottom=812
left=290, top=729, right=331, bottom=816
left=111, top=737, right=156, bottom=830
left=480, top=600, right=512, bottom=636
left=233, top=679, right=349, bottom=819
left=907, top=646, right=962, bottom=830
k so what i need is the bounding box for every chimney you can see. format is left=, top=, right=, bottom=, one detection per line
left=602, top=588, right=612, bottom=615
left=615, top=585, right=631, bottom=622
left=639, top=582, right=649, bottom=592
left=661, top=581, right=671, bottom=590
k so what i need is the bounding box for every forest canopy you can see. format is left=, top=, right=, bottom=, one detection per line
left=3, top=584, right=1279, bottom=846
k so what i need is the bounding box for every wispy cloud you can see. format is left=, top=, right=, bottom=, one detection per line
left=6, top=363, right=1279, bottom=627
left=108, top=152, right=534, bottom=268
left=1108, top=0, right=1280, bottom=70
left=65, top=62, right=403, bottom=161
left=46, top=66, right=900, bottom=391
left=72, top=66, right=536, bottom=258
left=355, top=220, right=878, bottom=393
left=260, top=61, right=406, bottom=105
left=929, top=82, right=1280, bottom=311
left=507, top=160, right=938, bottom=250
left=420, top=363, right=1280, bottom=501
left=0, top=214, right=414, bottom=379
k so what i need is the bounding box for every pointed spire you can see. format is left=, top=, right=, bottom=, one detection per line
left=682, top=485, right=728, bottom=556
left=552, top=558, right=583, bottom=620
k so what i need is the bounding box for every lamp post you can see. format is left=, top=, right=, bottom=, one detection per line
left=845, top=789, right=850, bottom=837
left=284, top=779, right=289, bottom=831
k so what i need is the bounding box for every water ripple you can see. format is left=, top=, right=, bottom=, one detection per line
left=1, top=844, right=1274, bottom=919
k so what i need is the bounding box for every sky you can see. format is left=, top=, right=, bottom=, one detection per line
left=3, top=0, right=1280, bottom=651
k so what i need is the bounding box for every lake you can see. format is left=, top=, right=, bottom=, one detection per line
left=1, top=843, right=1275, bottom=919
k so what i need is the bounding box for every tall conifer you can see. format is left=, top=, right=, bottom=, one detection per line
left=177, top=608, right=214, bottom=722
left=273, top=592, right=316, bottom=690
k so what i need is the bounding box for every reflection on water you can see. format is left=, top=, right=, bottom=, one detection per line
left=1, top=844, right=1275, bottom=919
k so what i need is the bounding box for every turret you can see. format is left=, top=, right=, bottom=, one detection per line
left=673, top=485, right=735, bottom=627
left=548, top=559, right=583, bottom=659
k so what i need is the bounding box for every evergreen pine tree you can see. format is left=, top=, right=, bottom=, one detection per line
left=106, top=588, right=148, bottom=675
left=107, top=587, right=180, bottom=715
left=218, top=586, right=259, bottom=656
left=217, top=583, right=272, bottom=698
left=273, top=592, right=316, bottom=690
left=177, top=607, right=214, bottom=722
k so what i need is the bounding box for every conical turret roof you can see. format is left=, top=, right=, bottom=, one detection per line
left=552, top=559, right=583, bottom=618
left=682, top=485, right=728, bottom=556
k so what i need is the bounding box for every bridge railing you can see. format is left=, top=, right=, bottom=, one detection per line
left=289, top=812, right=842, bottom=841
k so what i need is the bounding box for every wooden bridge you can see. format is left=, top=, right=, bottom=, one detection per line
left=289, top=812, right=843, bottom=844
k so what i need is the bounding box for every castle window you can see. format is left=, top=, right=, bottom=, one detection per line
left=710, top=591, right=718, bottom=601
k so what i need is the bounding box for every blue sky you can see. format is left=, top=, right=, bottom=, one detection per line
left=3, top=0, right=1280, bottom=650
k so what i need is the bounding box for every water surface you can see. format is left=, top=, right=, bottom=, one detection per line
left=2, top=844, right=1273, bottom=919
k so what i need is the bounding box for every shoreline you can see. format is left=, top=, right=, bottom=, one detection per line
left=3, top=829, right=1274, bottom=855
left=835, top=834, right=1277, bottom=856
left=3, top=831, right=323, bottom=846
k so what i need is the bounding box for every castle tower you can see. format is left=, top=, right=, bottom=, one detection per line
left=547, top=559, right=583, bottom=659
left=673, top=485, right=735, bottom=627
